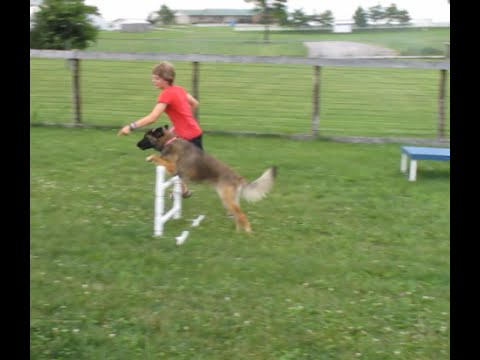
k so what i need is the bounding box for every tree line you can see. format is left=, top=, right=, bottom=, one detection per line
left=149, top=1, right=411, bottom=28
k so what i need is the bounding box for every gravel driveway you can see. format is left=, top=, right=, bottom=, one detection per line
left=304, top=41, right=398, bottom=57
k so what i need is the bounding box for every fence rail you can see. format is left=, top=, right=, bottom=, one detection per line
left=30, top=49, right=450, bottom=70
left=30, top=49, right=450, bottom=144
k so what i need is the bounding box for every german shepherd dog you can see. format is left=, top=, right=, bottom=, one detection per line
left=137, top=125, right=277, bottom=232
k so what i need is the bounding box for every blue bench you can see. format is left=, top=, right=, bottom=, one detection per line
left=400, top=146, right=450, bottom=181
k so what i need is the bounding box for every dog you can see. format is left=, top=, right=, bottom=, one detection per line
left=137, top=125, right=277, bottom=232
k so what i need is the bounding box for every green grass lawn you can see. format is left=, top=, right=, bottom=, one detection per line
left=89, top=26, right=450, bottom=57
left=30, top=127, right=450, bottom=359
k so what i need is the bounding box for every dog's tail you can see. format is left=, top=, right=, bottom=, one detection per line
left=241, top=166, right=277, bottom=202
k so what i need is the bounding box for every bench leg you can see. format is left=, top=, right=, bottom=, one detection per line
left=401, top=153, right=408, bottom=173
left=409, top=160, right=417, bottom=181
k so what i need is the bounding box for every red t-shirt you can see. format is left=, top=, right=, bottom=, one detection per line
left=157, top=85, right=202, bottom=140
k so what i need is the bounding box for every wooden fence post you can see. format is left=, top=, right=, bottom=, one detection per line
left=438, top=69, right=447, bottom=139
left=312, top=65, right=321, bottom=137
left=69, top=58, right=82, bottom=125
left=192, top=61, right=200, bottom=121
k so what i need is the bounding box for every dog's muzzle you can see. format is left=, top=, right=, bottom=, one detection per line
left=137, top=138, right=153, bottom=150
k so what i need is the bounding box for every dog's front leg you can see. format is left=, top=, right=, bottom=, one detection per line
left=146, top=154, right=176, bottom=174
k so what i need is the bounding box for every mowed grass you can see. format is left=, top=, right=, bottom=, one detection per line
left=89, top=26, right=450, bottom=57
left=30, top=127, right=450, bottom=359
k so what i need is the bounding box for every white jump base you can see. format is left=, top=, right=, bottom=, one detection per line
left=154, top=166, right=182, bottom=236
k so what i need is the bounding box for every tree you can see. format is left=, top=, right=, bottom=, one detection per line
left=30, top=0, right=99, bottom=50
left=158, top=5, right=176, bottom=25
left=271, top=1, right=289, bottom=26
left=316, top=10, right=334, bottom=27
left=368, top=4, right=385, bottom=24
left=385, top=3, right=411, bottom=24
left=353, top=6, right=368, bottom=27
left=146, top=12, right=158, bottom=25
left=147, top=5, right=175, bottom=25
left=384, top=3, right=399, bottom=23
left=367, top=3, right=410, bottom=25
left=392, top=9, right=411, bottom=24
left=309, top=10, right=334, bottom=27
left=290, top=8, right=309, bottom=27
left=245, top=0, right=288, bottom=43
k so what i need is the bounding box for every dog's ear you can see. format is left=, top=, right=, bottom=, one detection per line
left=151, top=127, right=165, bottom=137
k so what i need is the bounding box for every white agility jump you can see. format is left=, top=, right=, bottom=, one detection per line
left=154, top=166, right=182, bottom=236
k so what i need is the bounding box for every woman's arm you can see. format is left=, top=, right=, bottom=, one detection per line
left=117, top=102, right=167, bottom=136
left=186, top=93, right=199, bottom=111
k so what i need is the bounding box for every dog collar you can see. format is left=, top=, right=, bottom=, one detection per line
left=164, top=137, right=178, bottom=146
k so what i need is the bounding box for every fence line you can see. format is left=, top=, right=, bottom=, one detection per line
left=30, top=49, right=450, bottom=70
left=30, top=49, right=450, bottom=144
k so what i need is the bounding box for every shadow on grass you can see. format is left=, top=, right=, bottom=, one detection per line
left=416, top=169, right=450, bottom=180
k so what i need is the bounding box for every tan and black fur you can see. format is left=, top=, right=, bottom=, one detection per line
left=137, top=125, right=277, bottom=232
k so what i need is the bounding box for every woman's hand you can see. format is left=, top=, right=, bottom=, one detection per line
left=117, top=125, right=132, bottom=136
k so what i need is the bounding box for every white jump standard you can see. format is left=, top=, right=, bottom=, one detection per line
left=400, top=146, right=450, bottom=181
left=154, top=166, right=182, bottom=236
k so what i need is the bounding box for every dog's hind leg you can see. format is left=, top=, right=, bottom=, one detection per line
left=216, top=184, right=251, bottom=233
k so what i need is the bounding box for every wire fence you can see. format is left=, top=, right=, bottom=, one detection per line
left=30, top=50, right=450, bottom=144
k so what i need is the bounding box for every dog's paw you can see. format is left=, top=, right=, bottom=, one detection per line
left=146, top=155, right=154, bottom=162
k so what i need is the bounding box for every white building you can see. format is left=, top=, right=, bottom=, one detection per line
left=174, top=9, right=256, bottom=25
left=110, top=19, right=152, bottom=32
left=333, top=20, right=354, bottom=33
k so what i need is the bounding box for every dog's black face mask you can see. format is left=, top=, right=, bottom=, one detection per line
left=136, top=126, right=169, bottom=151
left=136, top=130, right=155, bottom=150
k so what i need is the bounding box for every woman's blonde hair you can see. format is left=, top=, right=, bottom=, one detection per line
left=152, top=61, right=176, bottom=84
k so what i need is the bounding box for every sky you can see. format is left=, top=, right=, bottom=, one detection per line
left=83, top=0, right=450, bottom=23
